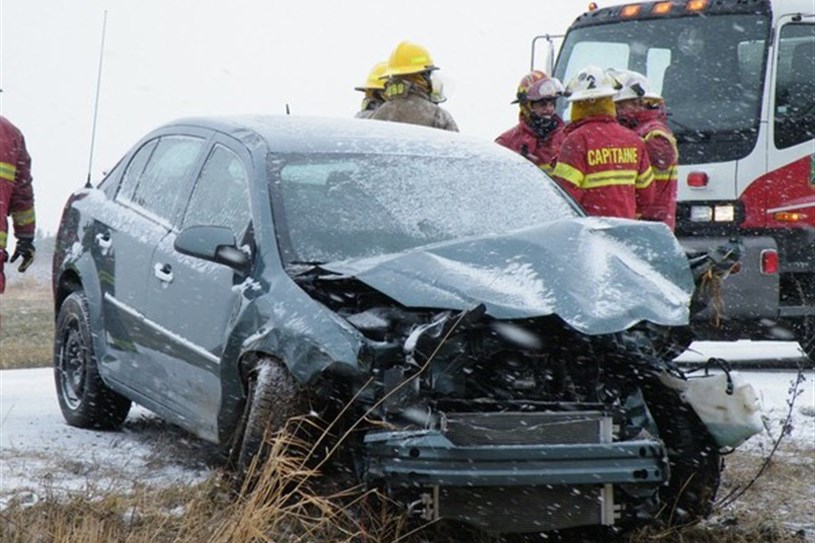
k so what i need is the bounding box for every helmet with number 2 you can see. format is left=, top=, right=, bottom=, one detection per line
left=563, top=65, right=620, bottom=102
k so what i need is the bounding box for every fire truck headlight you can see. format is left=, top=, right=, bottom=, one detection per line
left=690, top=205, right=713, bottom=222
left=714, top=204, right=736, bottom=222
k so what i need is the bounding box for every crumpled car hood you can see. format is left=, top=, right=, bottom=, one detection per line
left=320, top=217, right=694, bottom=336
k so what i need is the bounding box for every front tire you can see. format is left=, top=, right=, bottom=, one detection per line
left=643, top=381, right=721, bottom=525
left=53, top=291, right=131, bottom=429
left=231, top=357, right=306, bottom=482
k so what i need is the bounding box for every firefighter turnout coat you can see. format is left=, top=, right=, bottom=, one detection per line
left=370, top=82, right=459, bottom=132
left=620, top=108, right=679, bottom=230
left=0, top=116, right=36, bottom=293
left=552, top=115, right=654, bottom=219
left=495, top=114, right=566, bottom=175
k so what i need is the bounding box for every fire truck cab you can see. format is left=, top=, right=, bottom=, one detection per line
left=547, top=0, right=815, bottom=358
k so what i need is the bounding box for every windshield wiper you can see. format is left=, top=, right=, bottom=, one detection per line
left=667, top=118, right=710, bottom=142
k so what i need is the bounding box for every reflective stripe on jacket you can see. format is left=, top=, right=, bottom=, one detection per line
left=552, top=115, right=654, bottom=219
left=0, top=116, right=36, bottom=293
left=634, top=113, right=679, bottom=230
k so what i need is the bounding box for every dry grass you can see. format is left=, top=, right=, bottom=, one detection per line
left=2, top=423, right=812, bottom=543
left=0, top=424, right=422, bottom=543
left=0, top=278, right=53, bottom=369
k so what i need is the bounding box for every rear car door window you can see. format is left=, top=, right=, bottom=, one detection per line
left=117, top=140, right=158, bottom=202
left=130, top=136, right=206, bottom=222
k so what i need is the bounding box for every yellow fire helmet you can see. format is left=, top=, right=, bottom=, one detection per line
left=355, top=61, right=388, bottom=92
left=382, top=41, right=438, bottom=78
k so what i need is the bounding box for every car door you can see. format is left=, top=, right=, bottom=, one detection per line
left=97, top=132, right=208, bottom=397
left=144, top=138, right=254, bottom=439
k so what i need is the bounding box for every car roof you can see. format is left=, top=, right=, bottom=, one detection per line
left=161, top=114, right=510, bottom=159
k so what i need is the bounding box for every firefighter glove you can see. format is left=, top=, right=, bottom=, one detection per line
left=10, top=238, right=35, bottom=272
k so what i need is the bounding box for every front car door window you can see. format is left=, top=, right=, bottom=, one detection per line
left=182, top=144, right=251, bottom=237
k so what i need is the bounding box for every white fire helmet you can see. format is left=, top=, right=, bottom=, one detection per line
left=563, top=65, right=620, bottom=102
left=526, top=76, right=564, bottom=101
left=608, top=68, right=663, bottom=102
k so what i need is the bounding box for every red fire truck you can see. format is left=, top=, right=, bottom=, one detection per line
left=541, top=0, right=814, bottom=358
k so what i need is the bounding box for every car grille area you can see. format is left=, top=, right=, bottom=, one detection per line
left=443, top=410, right=612, bottom=446
left=438, top=484, right=615, bottom=533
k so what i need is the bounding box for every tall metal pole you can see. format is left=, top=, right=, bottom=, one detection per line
left=86, top=10, right=108, bottom=189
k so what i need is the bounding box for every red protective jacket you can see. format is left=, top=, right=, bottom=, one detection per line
left=0, top=116, right=36, bottom=293
left=552, top=115, right=654, bottom=219
left=495, top=114, right=566, bottom=175
left=620, top=108, right=678, bottom=230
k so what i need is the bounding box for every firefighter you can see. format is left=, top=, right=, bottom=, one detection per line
left=354, top=61, right=388, bottom=119
left=551, top=65, right=654, bottom=220
left=610, top=68, right=678, bottom=230
left=370, top=41, right=459, bottom=132
left=0, top=113, right=36, bottom=294
left=496, top=70, right=566, bottom=175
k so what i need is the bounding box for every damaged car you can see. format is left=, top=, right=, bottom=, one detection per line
left=52, top=115, right=759, bottom=537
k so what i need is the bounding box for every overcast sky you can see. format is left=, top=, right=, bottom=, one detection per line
left=0, top=0, right=625, bottom=235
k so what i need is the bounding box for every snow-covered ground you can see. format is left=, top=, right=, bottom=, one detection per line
left=677, top=339, right=809, bottom=363
left=1, top=358, right=813, bottom=509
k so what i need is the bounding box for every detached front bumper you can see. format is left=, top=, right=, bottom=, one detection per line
left=363, top=411, right=669, bottom=533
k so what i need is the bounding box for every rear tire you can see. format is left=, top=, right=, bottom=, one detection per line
left=642, top=381, right=721, bottom=526
left=53, top=291, right=131, bottom=429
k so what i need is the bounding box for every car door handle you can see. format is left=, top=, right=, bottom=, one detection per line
left=95, top=232, right=112, bottom=249
left=153, top=263, right=174, bottom=283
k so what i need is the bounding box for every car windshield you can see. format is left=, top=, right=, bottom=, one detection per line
left=270, top=153, right=579, bottom=264
left=554, top=13, right=770, bottom=164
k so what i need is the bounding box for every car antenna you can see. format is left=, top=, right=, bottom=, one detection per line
left=85, top=10, right=108, bottom=189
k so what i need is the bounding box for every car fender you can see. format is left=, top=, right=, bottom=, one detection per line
left=216, top=283, right=365, bottom=445
left=237, top=288, right=365, bottom=384
left=54, top=240, right=111, bottom=378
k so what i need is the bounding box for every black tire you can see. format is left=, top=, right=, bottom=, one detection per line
left=232, top=357, right=305, bottom=482
left=53, top=291, right=131, bottom=429
left=642, top=381, right=721, bottom=526
left=785, top=274, right=815, bottom=362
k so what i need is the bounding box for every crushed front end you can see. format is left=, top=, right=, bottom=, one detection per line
left=298, top=272, right=679, bottom=534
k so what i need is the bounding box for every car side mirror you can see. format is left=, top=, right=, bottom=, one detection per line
left=174, top=225, right=250, bottom=275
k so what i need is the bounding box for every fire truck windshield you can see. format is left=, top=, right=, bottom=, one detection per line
left=554, top=13, right=771, bottom=165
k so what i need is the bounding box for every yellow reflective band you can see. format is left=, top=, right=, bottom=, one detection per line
left=644, top=129, right=678, bottom=155
left=410, top=55, right=429, bottom=65
left=653, top=169, right=679, bottom=182
left=540, top=163, right=555, bottom=176
left=0, top=162, right=17, bottom=182
left=583, top=170, right=638, bottom=188
left=384, top=82, right=408, bottom=98
left=12, top=207, right=36, bottom=226
left=552, top=161, right=584, bottom=187
left=0, top=231, right=7, bottom=249
left=636, top=167, right=655, bottom=189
